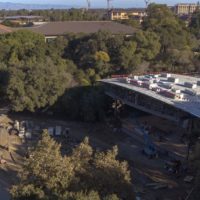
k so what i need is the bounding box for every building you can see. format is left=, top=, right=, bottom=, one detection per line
left=174, top=3, right=199, bottom=15
left=16, top=21, right=137, bottom=41
left=109, top=9, right=146, bottom=23
left=0, top=24, right=12, bottom=34
left=1, top=15, right=44, bottom=26
left=100, top=73, right=200, bottom=127
left=0, top=21, right=137, bottom=41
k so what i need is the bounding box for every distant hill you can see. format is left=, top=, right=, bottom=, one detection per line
left=0, top=2, right=76, bottom=10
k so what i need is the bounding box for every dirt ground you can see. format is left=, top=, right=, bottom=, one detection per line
left=121, top=115, right=194, bottom=200
left=0, top=113, right=195, bottom=200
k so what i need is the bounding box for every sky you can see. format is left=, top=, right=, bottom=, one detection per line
left=0, top=0, right=198, bottom=8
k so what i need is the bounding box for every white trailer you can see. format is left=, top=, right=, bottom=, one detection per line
left=48, top=127, right=54, bottom=136
left=55, top=126, right=62, bottom=136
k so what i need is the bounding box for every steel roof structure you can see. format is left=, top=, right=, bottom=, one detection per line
left=101, top=74, right=200, bottom=118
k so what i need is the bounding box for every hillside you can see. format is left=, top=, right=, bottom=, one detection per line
left=0, top=2, right=74, bottom=10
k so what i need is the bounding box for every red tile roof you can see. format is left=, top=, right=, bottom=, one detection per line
left=0, top=24, right=12, bottom=34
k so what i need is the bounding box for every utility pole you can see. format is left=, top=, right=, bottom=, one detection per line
left=107, top=0, right=113, bottom=10
left=144, top=0, right=151, bottom=8
left=106, top=0, right=113, bottom=20
left=86, top=0, right=91, bottom=10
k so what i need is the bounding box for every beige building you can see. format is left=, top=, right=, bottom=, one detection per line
left=109, top=9, right=146, bottom=22
left=175, top=3, right=199, bottom=15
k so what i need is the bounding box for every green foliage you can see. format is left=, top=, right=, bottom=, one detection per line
left=0, top=62, right=9, bottom=96
left=190, top=8, right=200, bottom=39
left=0, top=9, right=101, bottom=23
left=92, top=146, right=133, bottom=199
left=142, top=3, right=197, bottom=72
left=134, top=30, right=161, bottom=60
left=119, top=18, right=141, bottom=29
left=11, top=184, right=45, bottom=200
left=0, top=30, right=46, bottom=64
left=118, top=41, right=139, bottom=73
left=0, top=31, right=74, bottom=112
left=10, top=131, right=134, bottom=200
left=103, top=194, right=120, bottom=200
left=23, top=131, right=74, bottom=192
left=143, top=4, right=180, bottom=31
left=64, top=191, right=101, bottom=200
left=143, top=4, right=194, bottom=51
left=2, top=19, right=34, bottom=27
left=95, top=51, right=110, bottom=63
left=7, top=57, right=73, bottom=112
left=0, top=4, right=200, bottom=114
left=46, top=36, right=69, bottom=60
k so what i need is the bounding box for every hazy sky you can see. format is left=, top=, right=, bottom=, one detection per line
left=0, top=0, right=198, bottom=8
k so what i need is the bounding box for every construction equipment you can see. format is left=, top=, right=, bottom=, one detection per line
left=142, top=132, right=158, bottom=158
left=164, top=160, right=182, bottom=174
left=184, top=176, right=194, bottom=183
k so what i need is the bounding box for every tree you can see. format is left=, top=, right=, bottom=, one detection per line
left=7, top=58, right=73, bottom=112
left=119, top=18, right=140, bottom=29
left=70, top=137, right=134, bottom=199
left=0, top=30, right=75, bottom=112
left=11, top=184, right=45, bottom=200
left=11, top=130, right=75, bottom=200
left=118, top=41, right=140, bottom=73
left=143, top=4, right=195, bottom=53
left=93, top=51, right=111, bottom=78
left=134, top=30, right=161, bottom=61
left=0, top=9, right=101, bottom=24
left=95, top=51, right=110, bottom=63
left=2, top=6, right=200, bottom=118
left=106, top=34, right=124, bottom=65
left=46, top=36, right=69, bottom=60
left=92, top=146, right=134, bottom=199
left=190, top=8, right=200, bottom=39
left=103, top=194, right=120, bottom=200
left=0, top=62, right=9, bottom=97
left=142, top=3, right=197, bottom=72
left=143, top=4, right=182, bottom=32
left=164, top=49, right=195, bottom=72
left=0, top=30, right=46, bottom=65
left=10, top=131, right=134, bottom=200
left=64, top=191, right=101, bottom=200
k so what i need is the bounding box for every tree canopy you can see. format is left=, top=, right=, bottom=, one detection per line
left=10, top=131, right=134, bottom=200
left=142, top=3, right=198, bottom=72
left=190, top=8, right=200, bottom=39
left=0, top=3, right=200, bottom=117
left=0, top=30, right=74, bottom=112
left=0, top=9, right=101, bottom=25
